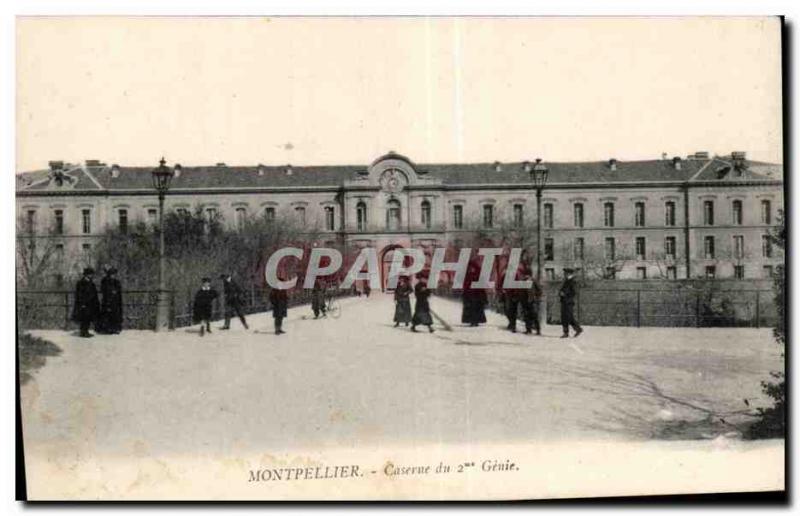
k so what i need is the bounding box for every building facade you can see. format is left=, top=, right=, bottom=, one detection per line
left=16, top=151, right=784, bottom=287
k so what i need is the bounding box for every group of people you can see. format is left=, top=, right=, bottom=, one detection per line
left=390, top=264, right=584, bottom=339
left=392, top=273, right=435, bottom=332
left=73, top=263, right=583, bottom=340
left=192, top=274, right=251, bottom=336
left=72, top=266, right=123, bottom=338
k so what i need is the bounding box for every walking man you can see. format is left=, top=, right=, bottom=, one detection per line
left=219, top=273, right=249, bottom=330
left=559, top=268, right=583, bottom=338
left=411, top=271, right=435, bottom=333
left=311, top=278, right=327, bottom=319
left=98, top=266, right=123, bottom=334
left=269, top=284, right=288, bottom=335
left=72, top=267, right=100, bottom=338
left=193, top=277, right=218, bottom=337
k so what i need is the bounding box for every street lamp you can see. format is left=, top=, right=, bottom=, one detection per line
left=530, top=158, right=549, bottom=329
left=152, top=157, right=175, bottom=331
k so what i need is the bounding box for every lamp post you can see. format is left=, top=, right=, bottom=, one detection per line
left=530, top=158, right=549, bottom=329
left=152, top=157, right=175, bottom=331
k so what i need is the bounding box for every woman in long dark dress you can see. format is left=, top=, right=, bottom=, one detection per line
left=98, top=267, right=123, bottom=334
left=411, top=273, right=434, bottom=333
left=461, top=261, right=487, bottom=327
left=393, top=276, right=412, bottom=327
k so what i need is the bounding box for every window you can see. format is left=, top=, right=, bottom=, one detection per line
left=81, top=209, right=91, bottom=234
left=573, top=203, right=584, bottom=228
left=763, top=265, right=774, bottom=278
left=732, top=200, right=743, bottom=225
left=635, top=237, right=646, bottom=260
left=356, top=202, right=367, bottom=231
left=604, top=237, right=615, bottom=261
left=482, top=205, right=494, bottom=229
left=235, top=207, right=247, bottom=230
left=176, top=208, right=189, bottom=217
left=26, top=209, right=36, bottom=234
left=118, top=209, right=128, bottom=233
left=54, top=243, right=64, bottom=259
left=705, top=265, right=716, bottom=279
left=543, top=203, right=553, bottom=229
left=386, top=199, right=401, bottom=230
left=421, top=200, right=432, bottom=229
left=82, top=243, right=91, bottom=253
left=665, top=201, right=676, bottom=227
left=147, top=208, right=158, bottom=225
left=54, top=209, right=64, bottom=235
left=666, top=266, right=677, bottom=279
left=604, top=267, right=616, bottom=280
left=761, top=200, right=772, bottom=224
left=513, top=204, right=524, bottom=228
left=704, top=236, right=715, bottom=259
left=544, top=238, right=554, bottom=261
left=734, top=265, right=744, bottom=279
left=573, top=237, right=585, bottom=261
left=205, top=207, right=217, bottom=222
left=636, top=267, right=647, bottom=280
left=665, top=236, right=676, bottom=259
left=545, top=268, right=555, bottom=281
left=295, top=206, right=306, bottom=225
left=634, top=202, right=646, bottom=227
left=452, top=205, right=463, bottom=229
left=703, top=200, right=714, bottom=225
left=603, top=202, right=615, bottom=227
left=264, top=207, right=275, bottom=222
left=733, top=235, right=744, bottom=259
left=762, top=235, right=772, bottom=258
left=325, top=206, right=336, bottom=231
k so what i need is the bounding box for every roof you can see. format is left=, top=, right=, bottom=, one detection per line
left=16, top=157, right=782, bottom=194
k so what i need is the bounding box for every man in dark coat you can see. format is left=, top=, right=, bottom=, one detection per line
left=559, top=268, right=583, bottom=338
left=193, top=277, right=218, bottom=337
left=461, top=260, right=487, bottom=327
left=97, top=267, right=123, bottom=334
left=72, top=267, right=100, bottom=338
left=503, top=263, right=539, bottom=334
left=310, top=278, right=327, bottom=319
left=393, top=276, right=412, bottom=327
left=219, top=274, right=249, bottom=330
left=269, top=284, right=289, bottom=335
left=411, top=272, right=434, bottom=333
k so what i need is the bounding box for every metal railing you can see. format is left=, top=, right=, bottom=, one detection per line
left=17, top=286, right=357, bottom=331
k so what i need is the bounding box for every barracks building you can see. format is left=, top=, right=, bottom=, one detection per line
left=16, top=151, right=784, bottom=287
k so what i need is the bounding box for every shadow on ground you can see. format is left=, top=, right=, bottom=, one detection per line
left=18, top=333, right=62, bottom=386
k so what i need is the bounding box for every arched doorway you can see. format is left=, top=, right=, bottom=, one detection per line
left=379, top=244, right=408, bottom=292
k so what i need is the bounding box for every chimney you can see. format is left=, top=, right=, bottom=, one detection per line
left=523, top=161, right=532, bottom=173
left=173, top=164, right=182, bottom=178
left=48, top=160, right=64, bottom=171
left=110, top=164, right=120, bottom=178
left=493, top=161, right=502, bottom=172
left=672, top=156, right=682, bottom=170
left=285, top=164, right=293, bottom=176
left=608, top=158, right=617, bottom=171
left=257, top=164, right=266, bottom=176
left=662, top=152, right=668, bottom=161
left=731, top=151, right=747, bottom=174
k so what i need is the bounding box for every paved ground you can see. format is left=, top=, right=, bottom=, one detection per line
left=21, top=293, right=783, bottom=458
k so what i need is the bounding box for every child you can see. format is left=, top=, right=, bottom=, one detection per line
left=193, top=277, right=219, bottom=337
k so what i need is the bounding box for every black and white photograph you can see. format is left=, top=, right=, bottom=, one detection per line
left=13, top=15, right=786, bottom=501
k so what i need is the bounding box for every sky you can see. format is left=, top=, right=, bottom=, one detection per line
left=15, top=16, right=783, bottom=171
